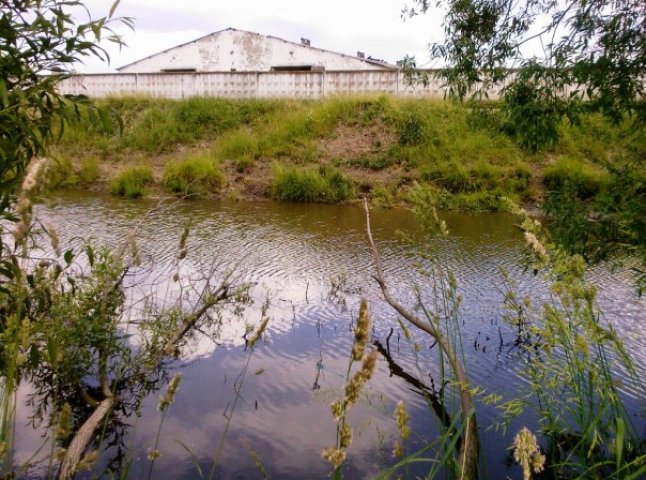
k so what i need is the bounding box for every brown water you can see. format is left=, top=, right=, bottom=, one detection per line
left=16, top=192, right=645, bottom=479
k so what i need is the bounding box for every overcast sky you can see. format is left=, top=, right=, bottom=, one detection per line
left=77, top=0, right=445, bottom=72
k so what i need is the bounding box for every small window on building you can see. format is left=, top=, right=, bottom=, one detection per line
left=161, top=68, right=197, bottom=73
left=270, top=65, right=324, bottom=72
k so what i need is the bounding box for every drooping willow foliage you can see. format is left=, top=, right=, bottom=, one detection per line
left=403, top=0, right=644, bottom=122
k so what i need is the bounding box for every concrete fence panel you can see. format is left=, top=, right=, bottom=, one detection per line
left=57, top=70, right=503, bottom=99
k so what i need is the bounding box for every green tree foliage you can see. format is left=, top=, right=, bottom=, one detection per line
left=0, top=0, right=131, bottom=329
left=403, top=0, right=644, bottom=126
left=0, top=1, right=138, bottom=476
left=0, top=0, right=131, bottom=185
left=0, top=0, right=131, bottom=296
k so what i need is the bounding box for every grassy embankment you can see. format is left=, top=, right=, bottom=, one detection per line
left=50, top=96, right=640, bottom=209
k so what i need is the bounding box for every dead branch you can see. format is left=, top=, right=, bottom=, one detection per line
left=57, top=396, right=115, bottom=480
left=164, top=281, right=230, bottom=353
left=56, top=270, right=237, bottom=479
left=373, top=339, right=457, bottom=444
left=364, top=198, right=479, bottom=480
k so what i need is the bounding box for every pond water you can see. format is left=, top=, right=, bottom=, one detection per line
left=16, top=193, right=645, bottom=479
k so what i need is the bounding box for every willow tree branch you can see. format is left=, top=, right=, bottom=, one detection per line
left=164, top=281, right=231, bottom=353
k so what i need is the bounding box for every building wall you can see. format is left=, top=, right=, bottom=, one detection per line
left=57, top=70, right=504, bottom=99
left=118, top=29, right=390, bottom=73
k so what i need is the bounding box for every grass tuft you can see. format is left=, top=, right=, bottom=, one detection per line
left=46, top=157, right=78, bottom=188
left=78, top=157, right=100, bottom=184
left=110, top=165, right=153, bottom=198
left=162, top=155, right=224, bottom=197
left=543, top=157, right=609, bottom=199
left=271, top=165, right=354, bottom=203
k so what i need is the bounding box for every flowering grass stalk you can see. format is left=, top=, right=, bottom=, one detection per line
left=208, top=311, right=270, bottom=480
left=322, top=299, right=379, bottom=479
left=147, top=374, right=183, bottom=480
left=501, top=199, right=646, bottom=478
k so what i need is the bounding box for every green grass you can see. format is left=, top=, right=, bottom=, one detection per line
left=78, top=157, right=100, bottom=184
left=53, top=95, right=638, bottom=208
left=110, top=165, right=153, bottom=198
left=271, top=165, right=354, bottom=203
left=61, top=97, right=285, bottom=154
left=46, top=157, right=78, bottom=188
left=162, top=155, right=224, bottom=196
left=45, top=155, right=101, bottom=190
left=544, top=157, right=609, bottom=199
left=421, top=160, right=531, bottom=195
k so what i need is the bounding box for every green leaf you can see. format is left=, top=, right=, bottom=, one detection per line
left=0, top=78, right=9, bottom=107
left=626, top=461, right=646, bottom=479
left=86, top=245, right=95, bottom=267
left=64, top=249, right=75, bottom=266
left=109, top=0, right=122, bottom=19
left=46, top=338, right=59, bottom=364
left=616, top=416, right=625, bottom=470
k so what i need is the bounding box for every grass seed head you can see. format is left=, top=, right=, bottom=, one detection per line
left=22, top=157, right=47, bottom=194
left=322, top=447, right=346, bottom=468
left=513, top=427, right=545, bottom=480
left=352, top=299, right=371, bottom=361
left=331, top=400, right=344, bottom=422
left=340, top=423, right=353, bottom=448
left=147, top=448, right=161, bottom=461
left=158, top=373, right=182, bottom=412
left=344, top=349, right=378, bottom=406
left=78, top=450, right=99, bottom=471
left=394, top=400, right=411, bottom=440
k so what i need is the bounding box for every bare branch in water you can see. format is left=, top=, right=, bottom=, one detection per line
left=364, top=198, right=479, bottom=479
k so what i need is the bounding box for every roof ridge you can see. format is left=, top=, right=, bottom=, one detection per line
left=117, top=28, right=397, bottom=71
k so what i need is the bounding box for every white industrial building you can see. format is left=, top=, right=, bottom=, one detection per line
left=117, top=27, right=397, bottom=73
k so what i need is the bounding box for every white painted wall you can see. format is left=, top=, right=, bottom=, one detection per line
left=58, top=70, right=503, bottom=99
left=118, top=28, right=392, bottom=73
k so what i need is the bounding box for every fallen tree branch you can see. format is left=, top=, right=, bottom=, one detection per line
left=373, top=339, right=458, bottom=446
left=56, top=270, right=237, bottom=479
left=364, top=198, right=479, bottom=479
left=58, top=396, right=115, bottom=480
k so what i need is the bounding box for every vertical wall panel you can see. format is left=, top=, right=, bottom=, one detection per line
left=57, top=71, right=501, bottom=99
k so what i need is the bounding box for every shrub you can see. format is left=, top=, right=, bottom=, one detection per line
left=544, top=157, right=609, bottom=199
left=163, top=155, right=224, bottom=196
left=46, top=157, right=78, bottom=188
left=214, top=129, right=259, bottom=161
left=110, top=165, right=153, bottom=198
left=78, top=157, right=100, bottom=184
left=398, top=113, right=425, bottom=146
left=271, top=165, right=354, bottom=203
